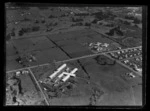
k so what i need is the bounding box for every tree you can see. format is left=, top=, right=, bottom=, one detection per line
left=32, top=26, right=40, bottom=32
left=6, top=34, right=11, bottom=41
left=133, top=18, right=141, bottom=24
left=91, top=19, right=98, bottom=24
left=18, top=29, right=24, bottom=36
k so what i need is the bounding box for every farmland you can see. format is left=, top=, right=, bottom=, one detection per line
left=5, top=4, right=143, bottom=106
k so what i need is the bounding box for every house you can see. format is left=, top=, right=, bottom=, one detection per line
left=123, top=60, right=129, bottom=64
left=16, top=71, right=21, bottom=76
left=126, top=72, right=136, bottom=78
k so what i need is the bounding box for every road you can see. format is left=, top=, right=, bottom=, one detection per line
left=55, top=46, right=141, bottom=64
left=103, top=54, right=142, bottom=76
left=6, top=63, right=50, bottom=73
left=6, top=46, right=141, bottom=73
left=28, top=68, right=50, bottom=105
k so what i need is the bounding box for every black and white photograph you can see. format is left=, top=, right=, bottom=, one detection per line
left=5, top=3, right=144, bottom=106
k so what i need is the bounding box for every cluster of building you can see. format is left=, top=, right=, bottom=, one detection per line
left=125, top=72, right=136, bottom=78
left=39, top=63, right=78, bottom=88
left=108, top=47, right=142, bottom=60
left=13, top=70, right=29, bottom=77
left=122, top=57, right=142, bottom=73
left=108, top=47, right=142, bottom=73
left=88, top=42, right=110, bottom=53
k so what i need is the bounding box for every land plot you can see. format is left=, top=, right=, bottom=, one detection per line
left=6, top=71, right=45, bottom=105
left=99, top=88, right=135, bottom=105
left=6, top=55, right=19, bottom=62
left=30, top=36, right=56, bottom=49
left=28, top=48, right=69, bottom=65
left=76, top=36, right=94, bottom=44
left=61, top=44, right=91, bottom=55
left=12, top=36, right=55, bottom=53
left=49, top=77, right=105, bottom=105
left=69, top=50, right=93, bottom=58
left=76, top=56, right=142, bottom=105
left=6, top=55, right=23, bottom=71
left=89, top=34, right=115, bottom=44
left=49, top=79, right=92, bottom=105
left=47, top=32, right=76, bottom=42
left=56, top=39, right=80, bottom=47
left=47, top=28, right=98, bottom=42
left=6, top=41, right=17, bottom=56
left=132, top=85, right=142, bottom=105
left=30, top=64, right=54, bottom=80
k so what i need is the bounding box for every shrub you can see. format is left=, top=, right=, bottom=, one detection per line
left=32, top=26, right=40, bottom=32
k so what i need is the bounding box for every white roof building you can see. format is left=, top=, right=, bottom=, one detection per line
left=62, top=68, right=78, bottom=82
left=49, top=64, right=67, bottom=79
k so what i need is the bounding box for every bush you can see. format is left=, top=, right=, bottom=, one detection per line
left=85, top=22, right=91, bottom=26
left=72, top=17, right=83, bottom=22
left=18, top=30, right=24, bottom=36
left=48, top=15, right=55, bottom=18
left=133, top=18, right=141, bottom=24
left=92, top=19, right=98, bottom=24
left=32, top=26, right=40, bottom=32
left=125, top=15, right=135, bottom=20
left=6, top=34, right=11, bottom=41
left=123, top=21, right=131, bottom=25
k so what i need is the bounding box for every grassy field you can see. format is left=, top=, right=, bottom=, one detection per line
left=75, top=56, right=142, bottom=105
left=12, top=36, right=55, bottom=53
left=6, top=55, right=23, bottom=71
left=6, top=41, right=17, bottom=56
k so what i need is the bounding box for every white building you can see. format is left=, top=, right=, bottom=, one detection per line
left=62, top=68, right=77, bottom=82
left=49, top=64, right=67, bottom=79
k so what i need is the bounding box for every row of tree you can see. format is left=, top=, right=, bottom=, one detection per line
left=18, top=26, right=40, bottom=36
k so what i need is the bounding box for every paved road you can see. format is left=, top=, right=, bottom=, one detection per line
left=103, top=54, right=142, bottom=76
left=28, top=68, right=50, bottom=105
left=6, top=46, right=141, bottom=73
